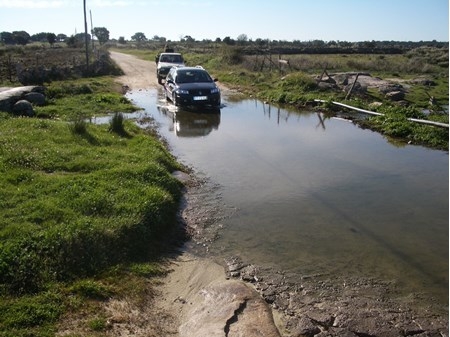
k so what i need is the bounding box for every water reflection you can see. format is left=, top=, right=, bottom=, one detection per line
left=156, top=105, right=220, bottom=138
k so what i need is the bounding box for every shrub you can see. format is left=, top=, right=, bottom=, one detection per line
left=109, top=112, right=127, bottom=136
left=68, top=117, right=88, bottom=135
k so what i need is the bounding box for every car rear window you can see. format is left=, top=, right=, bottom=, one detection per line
left=160, top=54, right=183, bottom=63
left=176, top=70, right=212, bottom=83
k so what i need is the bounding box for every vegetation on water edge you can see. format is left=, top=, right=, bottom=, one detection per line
left=0, top=73, right=184, bottom=335
left=114, top=45, right=448, bottom=150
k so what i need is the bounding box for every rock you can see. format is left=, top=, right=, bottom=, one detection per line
left=0, top=85, right=45, bottom=113
left=286, top=316, right=321, bottom=337
left=410, top=77, right=436, bottom=86
left=13, top=99, right=35, bottom=116
left=385, top=90, right=405, bottom=101
left=179, top=280, right=281, bottom=337
left=369, top=101, right=383, bottom=109
left=24, top=92, right=46, bottom=106
left=344, top=82, right=366, bottom=94
left=378, top=83, right=404, bottom=94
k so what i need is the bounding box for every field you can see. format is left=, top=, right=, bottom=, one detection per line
left=0, top=44, right=122, bottom=85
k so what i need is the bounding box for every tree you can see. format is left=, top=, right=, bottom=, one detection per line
left=0, top=31, right=14, bottom=44
left=131, top=32, right=147, bottom=42
left=47, top=33, right=57, bottom=46
left=57, top=34, right=67, bottom=42
left=255, top=38, right=269, bottom=48
left=12, top=31, right=30, bottom=45
left=31, top=32, right=48, bottom=42
left=237, top=33, right=248, bottom=44
left=67, top=33, right=90, bottom=48
left=223, top=36, right=235, bottom=45
left=118, top=36, right=126, bottom=44
left=92, top=27, right=110, bottom=45
left=150, top=35, right=166, bottom=42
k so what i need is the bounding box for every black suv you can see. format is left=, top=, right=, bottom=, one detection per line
left=164, top=66, right=221, bottom=110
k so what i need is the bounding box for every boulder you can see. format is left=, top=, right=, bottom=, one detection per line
left=0, top=86, right=45, bottom=113
left=24, top=92, right=46, bottom=106
left=13, top=99, right=35, bottom=116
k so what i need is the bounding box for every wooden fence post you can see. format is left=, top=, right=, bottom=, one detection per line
left=345, top=73, right=360, bottom=100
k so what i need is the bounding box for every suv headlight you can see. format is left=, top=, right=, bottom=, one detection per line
left=210, top=88, right=220, bottom=94
left=177, top=89, right=189, bottom=95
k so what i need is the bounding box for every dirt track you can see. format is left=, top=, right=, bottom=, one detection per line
left=110, top=51, right=159, bottom=90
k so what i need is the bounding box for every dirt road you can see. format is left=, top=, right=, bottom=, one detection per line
left=110, top=51, right=159, bottom=90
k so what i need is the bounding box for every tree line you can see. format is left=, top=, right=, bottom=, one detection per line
left=0, top=28, right=110, bottom=47
left=1, top=29, right=447, bottom=54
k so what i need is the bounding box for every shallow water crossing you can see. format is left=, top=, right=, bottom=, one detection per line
left=125, top=88, right=448, bottom=312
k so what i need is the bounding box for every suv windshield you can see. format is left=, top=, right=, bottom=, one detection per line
left=175, top=70, right=212, bottom=84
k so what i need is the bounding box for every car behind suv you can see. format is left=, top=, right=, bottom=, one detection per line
left=156, top=52, right=184, bottom=84
left=164, top=66, right=221, bottom=110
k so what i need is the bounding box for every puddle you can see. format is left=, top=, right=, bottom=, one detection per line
left=104, top=88, right=448, bottom=312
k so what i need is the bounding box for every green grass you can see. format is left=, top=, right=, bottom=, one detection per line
left=363, top=105, right=449, bottom=149
left=35, top=77, right=137, bottom=119
left=0, top=89, right=184, bottom=334
left=0, top=114, right=183, bottom=289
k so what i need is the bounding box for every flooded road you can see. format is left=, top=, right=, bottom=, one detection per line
left=126, top=88, right=448, bottom=310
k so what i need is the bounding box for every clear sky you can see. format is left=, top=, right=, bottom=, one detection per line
left=0, top=0, right=448, bottom=42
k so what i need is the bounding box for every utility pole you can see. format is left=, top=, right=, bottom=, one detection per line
left=90, top=10, right=95, bottom=51
left=83, top=0, right=89, bottom=72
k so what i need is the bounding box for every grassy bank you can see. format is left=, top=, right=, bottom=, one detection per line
left=0, top=76, right=184, bottom=336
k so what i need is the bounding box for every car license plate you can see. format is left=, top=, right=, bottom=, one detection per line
left=193, top=96, right=207, bottom=101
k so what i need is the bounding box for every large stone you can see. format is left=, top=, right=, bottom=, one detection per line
left=0, top=86, right=45, bottom=112
left=179, top=280, right=281, bottom=337
left=159, top=254, right=282, bottom=337
left=13, top=99, right=35, bottom=116
left=24, top=92, right=46, bottom=106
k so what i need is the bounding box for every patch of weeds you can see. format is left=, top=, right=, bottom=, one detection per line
left=88, top=317, right=108, bottom=331
left=94, top=93, right=129, bottom=104
left=68, top=117, right=88, bottom=135
left=46, top=83, right=93, bottom=99
left=109, top=112, right=128, bottom=136
left=68, top=280, right=113, bottom=301
left=0, top=290, right=64, bottom=331
left=129, top=262, right=167, bottom=278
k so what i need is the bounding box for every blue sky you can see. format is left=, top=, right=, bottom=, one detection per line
left=0, top=0, right=448, bottom=42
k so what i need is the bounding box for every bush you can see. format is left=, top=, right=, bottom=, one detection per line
left=109, top=112, right=127, bottom=135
